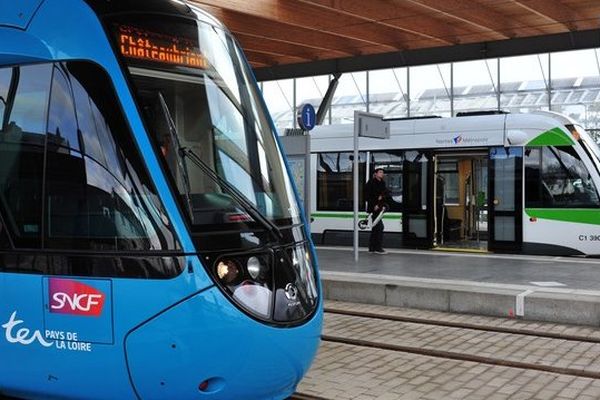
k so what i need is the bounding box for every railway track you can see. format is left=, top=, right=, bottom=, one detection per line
left=321, top=334, right=600, bottom=380
left=294, top=303, right=600, bottom=399
left=325, top=306, right=600, bottom=344
left=323, top=309, right=600, bottom=378
left=289, top=394, right=330, bottom=400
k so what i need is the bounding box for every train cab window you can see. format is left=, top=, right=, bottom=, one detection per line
left=129, top=69, right=301, bottom=234
left=0, top=64, right=52, bottom=248
left=40, top=61, right=181, bottom=252
left=524, top=148, right=543, bottom=207
left=70, top=70, right=107, bottom=167
left=8, top=64, right=52, bottom=137
left=525, top=146, right=600, bottom=208
left=317, top=152, right=366, bottom=211
left=47, top=66, right=80, bottom=151
left=370, top=151, right=403, bottom=212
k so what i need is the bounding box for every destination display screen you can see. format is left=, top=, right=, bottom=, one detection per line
left=116, top=24, right=208, bottom=69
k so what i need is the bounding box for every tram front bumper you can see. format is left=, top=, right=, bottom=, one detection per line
left=124, top=286, right=322, bottom=400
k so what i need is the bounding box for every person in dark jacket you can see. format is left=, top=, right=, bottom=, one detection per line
left=365, top=168, right=388, bottom=254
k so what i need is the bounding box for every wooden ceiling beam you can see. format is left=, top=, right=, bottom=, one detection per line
left=196, top=4, right=383, bottom=56
left=249, top=60, right=269, bottom=68
left=298, top=0, right=457, bottom=45
left=511, top=0, right=580, bottom=31
left=234, top=32, right=349, bottom=61
left=244, top=50, right=302, bottom=67
left=190, top=0, right=428, bottom=51
left=231, top=29, right=356, bottom=57
left=405, top=0, right=518, bottom=39
left=240, top=47, right=312, bottom=63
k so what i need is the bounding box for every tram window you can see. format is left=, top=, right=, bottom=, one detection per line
left=0, top=69, right=11, bottom=248
left=0, top=64, right=53, bottom=248
left=43, top=61, right=180, bottom=252
left=47, top=66, right=80, bottom=151
left=8, top=64, right=52, bottom=137
left=437, top=161, right=459, bottom=205
left=317, top=152, right=366, bottom=211
left=404, top=151, right=429, bottom=211
left=70, top=72, right=107, bottom=167
left=525, top=148, right=544, bottom=207
left=525, top=146, right=600, bottom=208
left=370, top=151, right=403, bottom=212
left=0, top=68, right=10, bottom=120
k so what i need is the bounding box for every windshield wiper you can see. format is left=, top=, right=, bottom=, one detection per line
left=157, top=91, right=195, bottom=220
left=156, top=91, right=283, bottom=241
left=181, top=146, right=284, bottom=240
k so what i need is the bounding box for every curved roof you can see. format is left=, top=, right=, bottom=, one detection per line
left=187, top=0, right=600, bottom=80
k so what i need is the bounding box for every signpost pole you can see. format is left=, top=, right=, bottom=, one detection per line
left=353, top=111, right=360, bottom=263
left=353, top=111, right=390, bottom=264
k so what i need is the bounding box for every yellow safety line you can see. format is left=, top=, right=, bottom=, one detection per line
left=432, top=247, right=489, bottom=254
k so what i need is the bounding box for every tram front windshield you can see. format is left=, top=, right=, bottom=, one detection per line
left=111, top=15, right=301, bottom=231
left=576, top=125, right=600, bottom=173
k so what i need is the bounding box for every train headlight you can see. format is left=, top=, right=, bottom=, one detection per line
left=247, top=256, right=266, bottom=280
left=216, top=259, right=241, bottom=285
left=212, top=253, right=274, bottom=319
left=209, top=245, right=318, bottom=324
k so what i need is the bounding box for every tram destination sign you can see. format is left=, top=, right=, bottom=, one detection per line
left=117, top=25, right=208, bottom=70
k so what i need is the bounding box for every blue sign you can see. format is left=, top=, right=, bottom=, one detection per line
left=297, top=103, right=316, bottom=131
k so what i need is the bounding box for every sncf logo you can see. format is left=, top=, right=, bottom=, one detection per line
left=452, top=135, right=463, bottom=144
left=49, top=279, right=105, bottom=317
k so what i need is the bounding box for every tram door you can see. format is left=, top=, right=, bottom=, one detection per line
left=402, top=151, right=433, bottom=248
left=488, top=147, right=523, bottom=252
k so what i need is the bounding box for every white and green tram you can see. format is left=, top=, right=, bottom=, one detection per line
left=308, top=111, right=600, bottom=256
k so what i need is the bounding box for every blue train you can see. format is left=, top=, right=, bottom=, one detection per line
left=0, top=1, right=321, bottom=399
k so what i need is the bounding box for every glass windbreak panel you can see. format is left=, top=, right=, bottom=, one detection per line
left=118, top=17, right=301, bottom=230
left=317, top=152, right=366, bottom=211
left=0, top=64, right=52, bottom=247
left=542, top=146, right=599, bottom=207
left=370, top=151, right=403, bottom=211
left=500, top=54, right=549, bottom=113
left=330, top=72, right=367, bottom=124
left=295, top=75, right=329, bottom=124
left=369, top=68, right=408, bottom=118
left=44, top=61, right=180, bottom=251
left=262, top=79, right=294, bottom=132
left=453, top=59, right=499, bottom=114
left=550, top=50, right=600, bottom=129
left=410, top=64, right=451, bottom=117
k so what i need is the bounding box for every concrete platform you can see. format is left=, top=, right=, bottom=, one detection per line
left=317, top=247, right=600, bottom=326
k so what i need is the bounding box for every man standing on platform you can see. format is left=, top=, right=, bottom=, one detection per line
left=365, top=168, right=388, bottom=254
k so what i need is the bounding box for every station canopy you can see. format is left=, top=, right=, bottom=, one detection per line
left=190, top=0, right=600, bottom=80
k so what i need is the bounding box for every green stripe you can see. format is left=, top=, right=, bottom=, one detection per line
left=527, top=127, right=574, bottom=146
left=312, top=212, right=402, bottom=220
left=525, top=208, right=600, bottom=225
